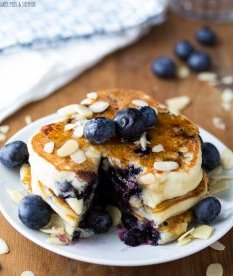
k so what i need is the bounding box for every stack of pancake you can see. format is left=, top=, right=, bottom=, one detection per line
left=21, top=89, right=208, bottom=244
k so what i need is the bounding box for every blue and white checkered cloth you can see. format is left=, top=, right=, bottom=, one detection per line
left=0, top=0, right=168, bottom=122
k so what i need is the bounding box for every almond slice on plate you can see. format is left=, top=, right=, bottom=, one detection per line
left=178, top=227, right=195, bottom=242
left=80, top=98, right=93, bottom=105
left=43, top=142, right=55, bottom=154
left=152, top=144, right=164, bottom=153
left=154, top=161, right=179, bottom=172
left=220, top=148, right=233, bottom=169
left=89, top=101, right=109, bottom=113
left=178, top=237, right=192, bottom=246
left=86, top=92, right=98, bottom=100
left=210, top=181, right=229, bottom=195
left=191, top=225, right=214, bottom=240
left=131, top=99, right=149, bottom=107
left=57, top=140, right=79, bottom=157
left=70, top=149, right=86, bottom=164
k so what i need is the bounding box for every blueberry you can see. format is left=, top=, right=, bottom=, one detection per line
left=0, top=141, right=29, bottom=168
left=85, top=209, right=112, bottom=234
left=123, top=229, right=144, bottom=247
left=139, top=106, right=157, bottom=128
left=18, top=195, right=52, bottom=229
left=174, top=40, right=194, bottom=60
left=187, top=52, right=212, bottom=72
left=202, top=142, right=220, bottom=171
left=151, top=57, right=176, bottom=78
left=84, top=117, right=115, bottom=144
left=114, top=108, right=145, bottom=141
left=121, top=213, right=138, bottom=230
left=194, top=197, right=221, bottom=224
left=196, top=27, right=216, bottom=45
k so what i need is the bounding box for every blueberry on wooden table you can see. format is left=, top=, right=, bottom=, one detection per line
left=196, top=27, right=217, bottom=45
left=187, top=52, right=212, bottom=72
left=84, top=117, right=116, bottom=144
left=151, top=57, right=176, bottom=78
left=0, top=141, right=29, bottom=168
left=174, top=40, right=194, bottom=60
left=194, top=197, right=221, bottom=224
left=202, top=142, right=220, bottom=171
left=18, top=195, right=52, bottom=229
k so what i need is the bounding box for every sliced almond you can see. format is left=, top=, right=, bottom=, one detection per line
left=177, top=66, right=190, bottom=79
left=140, top=173, right=156, bottom=185
left=66, top=198, right=83, bottom=215
left=178, top=237, right=192, bottom=246
left=131, top=99, right=149, bottom=107
left=220, top=148, right=233, bottom=169
left=89, top=101, right=109, bottom=113
left=166, top=96, right=191, bottom=114
left=139, top=132, right=148, bottom=150
left=0, top=237, right=9, bottom=254
left=64, top=124, right=76, bottom=131
left=152, top=144, right=164, bottom=153
left=106, top=205, right=121, bottom=226
left=21, top=271, right=35, bottom=276
left=210, top=241, right=225, bottom=251
left=221, top=88, right=233, bottom=103
left=0, top=133, right=6, bottom=142
left=72, top=126, right=84, bottom=138
left=25, top=115, right=32, bottom=125
left=43, top=142, right=55, bottom=154
left=208, top=166, right=223, bottom=177
left=210, top=181, right=229, bottom=194
left=57, top=140, right=79, bottom=157
left=86, top=92, right=98, bottom=100
left=73, top=113, right=88, bottom=121
left=191, top=225, right=214, bottom=240
left=178, top=227, right=195, bottom=242
left=212, top=117, right=226, bottom=130
left=206, top=263, right=223, bottom=276
left=57, top=104, right=80, bottom=116
left=154, top=161, right=179, bottom=172
left=70, top=149, right=86, bottom=164
left=221, top=75, right=233, bottom=85
left=0, top=125, right=10, bottom=134
left=80, top=98, right=93, bottom=105
left=75, top=105, right=93, bottom=118
left=85, top=149, right=100, bottom=160
left=7, top=188, right=28, bottom=204
left=197, top=72, right=217, bottom=82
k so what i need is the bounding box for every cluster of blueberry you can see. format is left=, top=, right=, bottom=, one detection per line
left=84, top=106, right=157, bottom=144
left=152, top=26, right=216, bottom=78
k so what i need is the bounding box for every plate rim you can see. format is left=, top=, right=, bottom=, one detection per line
left=0, top=113, right=232, bottom=266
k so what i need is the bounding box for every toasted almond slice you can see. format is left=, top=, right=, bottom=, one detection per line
left=0, top=237, right=9, bottom=254
left=152, top=144, right=164, bottom=153
left=154, top=161, right=179, bottom=172
left=73, top=113, right=88, bottom=121
left=206, top=263, right=223, bottom=276
left=89, top=101, right=109, bottom=113
left=25, top=115, right=32, bottom=125
left=57, top=140, right=79, bottom=157
left=212, top=117, right=226, bottom=130
left=75, top=105, right=93, bottom=118
left=57, top=104, right=80, bottom=116
left=0, top=133, right=6, bottom=142
left=191, top=225, right=214, bottom=240
left=222, top=88, right=233, bottom=103
left=140, top=132, right=147, bottom=150
left=140, top=173, right=156, bottom=185
left=70, top=149, right=86, bottom=164
left=7, top=188, right=28, bottom=204
left=21, top=271, right=35, bottom=276
left=0, top=125, right=10, bottom=134
left=86, top=92, right=98, bottom=100
left=106, top=205, right=122, bottom=226
left=43, top=142, right=55, bottom=154
left=131, top=99, right=149, bottom=107
left=197, top=72, right=217, bottom=82
left=220, top=148, right=233, bottom=169
left=178, top=227, right=195, bottom=242
left=210, top=181, right=229, bottom=194
left=221, top=75, right=233, bottom=85
left=80, top=98, right=93, bottom=105
left=177, top=66, right=190, bottom=79
left=72, top=125, right=84, bottom=138
left=85, top=149, right=101, bottom=160
left=166, top=96, right=191, bottom=114
left=64, top=124, right=76, bottom=131
left=208, top=166, right=223, bottom=177
left=210, top=241, right=225, bottom=251
left=178, top=237, right=192, bottom=246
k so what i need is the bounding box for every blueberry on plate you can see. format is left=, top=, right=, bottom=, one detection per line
left=194, top=197, right=221, bottom=224
left=123, top=229, right=144, bottom=247
left=121, top=213, right=138, bottom=230
left=174, top=40, right=194, bottom=60
left=187, top=52, right=212, bottom=72
left=202, top=142, right=220, bottom=171
left=84, top=117, right=116, bottom=144
left=114, top=108, right=145, bottom=141
left=85, top=209, right=112, bottom=234
left=139, top=106, right=157, bottom=128
left=0, top=141, right=29, bottom=168
left=18, top=195, right=52, bottom=229
left=151, top=57, right=176, bottom=78
left=196, top=27, right=216, bottom=45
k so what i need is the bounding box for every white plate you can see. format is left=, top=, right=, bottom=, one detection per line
left=0, top=113, right=232, bottom=266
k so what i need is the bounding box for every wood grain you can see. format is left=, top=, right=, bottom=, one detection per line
left=0, top=13, right=232, bottom=276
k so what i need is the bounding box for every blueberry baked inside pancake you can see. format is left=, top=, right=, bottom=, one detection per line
left=1, top=89, right=228, bottom=247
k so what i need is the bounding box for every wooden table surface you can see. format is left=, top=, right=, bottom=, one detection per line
left=0, top=13, right=233, bottom=276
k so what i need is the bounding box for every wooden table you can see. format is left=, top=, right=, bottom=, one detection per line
left=0, top=13, right=232, bottom=276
